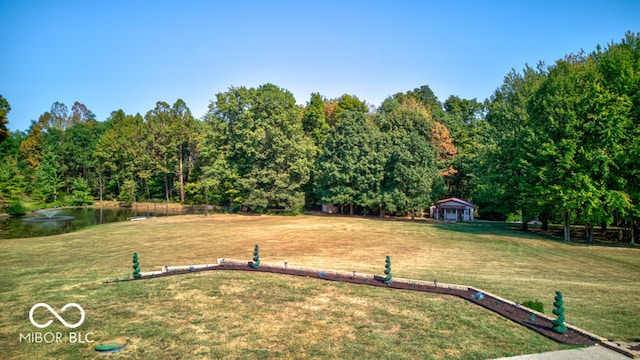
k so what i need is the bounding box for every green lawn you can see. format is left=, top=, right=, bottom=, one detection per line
left=1, top=215, right=638, bottom=359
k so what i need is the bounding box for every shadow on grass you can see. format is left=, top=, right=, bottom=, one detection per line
left=432, top=220, right=640, bottom=250
left=304, top=211, right=640, bottom=250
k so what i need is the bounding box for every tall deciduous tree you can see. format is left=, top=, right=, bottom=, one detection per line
left=49, top=101, right=70, bottom=130
left=314, top=111, right=383, bottom=215
left=528, top=53, right=632, bottom=241
left=70, top=101, right=96, bottom=125
left=145, top=101, right=176, bottom=202
left=94, top=110, right=146, bottom=202
left=170, top=99, right=197, bottom=203
left=441, top=95, right=487, bottom=200
left=595, top=31, right=640, bottom=244
left=377, top=98, right=439, bottom=219
left=206, top=84, right=314, bottom=212
left=485, top=65, right=547, bottom=226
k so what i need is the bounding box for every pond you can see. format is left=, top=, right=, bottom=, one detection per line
left=0, top=207, right=185, bottom=239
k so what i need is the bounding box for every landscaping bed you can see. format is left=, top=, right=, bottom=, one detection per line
left=110, top=259, right=600, bottom=346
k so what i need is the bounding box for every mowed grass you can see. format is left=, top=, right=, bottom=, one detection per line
left=1, top=215, right=638, bottom=359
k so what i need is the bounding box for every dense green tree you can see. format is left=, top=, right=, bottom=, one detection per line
left=0, top=95, right=10, bottom=144
left=0, top=156, right=24, bottom=210
left=0, top=130, right=26, bottom=162
left=197, top=117, right=241, bottom=210
left=145, top=101, right=177, bottom=201
left=69, top=177, right=94, bottom=205
left=302, top=92, right=330, bottom=146
left=60, top=119, right=104, bottom=193
left=33, top=146, right=65, bottom=204
left=528, top=54, right=632, bottom=241
left=595, top=31, right=640, bottom=244
left=484, top=65, right=547, bottom=225
left=119, top=179, right=138, bottom=205
left=377, top=98, right=439, bottom=218
left=393, top=85, right=444, bottom=120
left=171, top=99, right=198, bottom=203
left=324, top=94, right=369, bottom=126
left=314, top=111, right=383, bottom=215
left=94, top=111, right=146, bottom=202
left=206, top=84, right=314, bottom=212
left=438, top=95, right=488, bottom=201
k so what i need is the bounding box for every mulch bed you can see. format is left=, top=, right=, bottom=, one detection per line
left=112, top=262, right=599, bottom=346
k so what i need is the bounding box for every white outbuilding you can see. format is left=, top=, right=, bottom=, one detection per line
left=434, top=198, right=475, bottom=222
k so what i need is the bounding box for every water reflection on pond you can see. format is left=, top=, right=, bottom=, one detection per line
left=0, top=206, right=191, bottom=239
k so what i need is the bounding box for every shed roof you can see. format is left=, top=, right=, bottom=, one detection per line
left=437, top=198, right=474, bottom=207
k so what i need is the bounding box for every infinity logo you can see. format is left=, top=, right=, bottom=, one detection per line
left=29, top=303, right=85, bottom=329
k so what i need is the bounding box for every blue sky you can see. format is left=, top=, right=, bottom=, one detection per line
left=1, top=0, right=639, bottom=132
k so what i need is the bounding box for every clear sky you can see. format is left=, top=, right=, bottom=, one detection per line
left=1, top=0, right=639, bottom=132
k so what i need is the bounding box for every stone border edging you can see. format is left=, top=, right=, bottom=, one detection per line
left=466, top=286, right=607, bottom=344
left=105, top=258, right=608, bottom=347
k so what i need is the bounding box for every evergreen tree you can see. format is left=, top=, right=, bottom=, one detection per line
left=551, top=291, right=567, bottom=334
left=69, top=178, right=94, bottom=205
left=0, top=156, right=24, bottom=210
left=33, top=146, right=65, bottom=204
left=0, top=95, right=11, bottom=144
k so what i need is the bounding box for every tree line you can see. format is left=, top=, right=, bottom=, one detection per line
left=1, top=32, right=638, bottom=244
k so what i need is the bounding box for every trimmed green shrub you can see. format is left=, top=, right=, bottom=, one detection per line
left=132, top=252, right=141, bottom=279
left=6, top=200, right=27, bottom=215
left=251, top=244, right=260, bottom=268
left=552, top=291, right=567, bottom=334
left=522, top=300, right=544, bottom=313
left=383, top=256, right=392, bottom=284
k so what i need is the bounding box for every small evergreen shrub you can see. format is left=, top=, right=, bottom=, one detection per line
left=251, top=244, right=260, bottom=268
left=552, top=291, right=567, bottom=334
left=383, top=256, right=392, bottom=284
left=132, top=252, right=141, bottom=278
left=6, top=200, right=27, bottom=216
left=522, top=300, right=544, bottom=313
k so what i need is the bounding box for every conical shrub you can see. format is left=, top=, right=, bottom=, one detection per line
left=551, top=291, right=567, bottom=334
left=132, top=252, right=141, bottom=279
left=251, top=244, right=260, bottom=268
left=383, top=256, right=392, bottom=284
